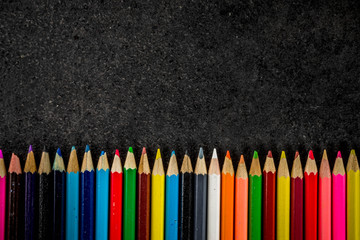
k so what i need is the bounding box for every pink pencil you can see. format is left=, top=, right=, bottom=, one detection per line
left=0, top=149, right=6, bottom=240
left=332, top=151, right=346, bottom=240
left=318, top=150, right=331, bottom=240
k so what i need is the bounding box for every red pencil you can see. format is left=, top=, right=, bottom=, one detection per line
left=290, top=151, right=303, bottom=240
left=262, top=151, right=276, bottom=240
left=304, top=150, right=318, bottom=240
left=109, top=149, right=123, bottom=240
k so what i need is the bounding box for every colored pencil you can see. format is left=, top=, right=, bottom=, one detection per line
left=6, top=153, right=21, bottom=240
left=262, top=151, right=275, bottom=240
left=221, top=151, right=234, bottom=240
left=165, top=151, right=179, bottom=240
left=38, top=147, right=52, bottom=240
left=332, top=151, right=345, bottom=240
left=80, top=145, right=95, bottom=240
left=347, top=149, right=360, bottom=240
left=95, top=151, right=110, bottom=239
left=276, top=151, right=290, bottom=240
left=193, top=148, right=207, bottom=240
left=137, top=147, right=150, bottom=240
left=207, top=149, right=220, bottom=240
left=151, top=149, right=165, bottom=240
left=66, top=146, right=80, bottom=240
left=319, top=150, right=331, bottom=240
left=52, top=148, right=65, bottom=240
left=178, top=151, right=193, bottom=240
left=249, top=151, right=262, bottom=240
left=123, top=147, right=137, bottom=240
left=290, top=151, right=303, bottom=240
left=304, top=150, right=318, bottom=240
left=234, top=155, right=248, bottom=240
left=110, top=149, right=123, bottom=240
left=24, top=145, right=37, bottom=240
left=0, top=150, right=6, bottom=240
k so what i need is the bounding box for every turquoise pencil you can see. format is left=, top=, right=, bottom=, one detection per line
left=66, top=146, right=80, bottom=240
left=95, top=151, right=110, bottom=239
left=165, top=151, right=179, bottom=240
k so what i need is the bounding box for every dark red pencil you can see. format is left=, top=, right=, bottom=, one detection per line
left=137, top=147, right=150, bottom=240
left=290, top=151, right=303, bottom=240
left=304, top=150, right=318, bottom=240
left=262, top=151, right=276, bottom=240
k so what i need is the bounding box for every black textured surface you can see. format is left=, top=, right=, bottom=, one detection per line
left=1, top=1, right=360, bottom=168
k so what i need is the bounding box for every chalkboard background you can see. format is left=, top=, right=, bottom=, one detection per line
left=1, top=0, right=360, bottom=169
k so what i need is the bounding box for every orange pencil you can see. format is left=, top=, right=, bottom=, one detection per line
left=234, top=155, right=248, bottom=240
left=221, top=151, right=235, bottom=240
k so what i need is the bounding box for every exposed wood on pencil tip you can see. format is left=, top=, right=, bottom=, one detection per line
left=81, top=146, right=94, bottom=172
left=38, top=150, right=51, bottom=174
left=195, top=148, right=207, bottom=175
left=111, top=150, right=123, bottom=173
left=24, top=145, right=37, bottom=173
left=124, top=147, right=137, bottom=170
left=222, top=151, right=234, bottom=175
left=97, top=151, right=109, bottom=171
left=278, top=152, right=289, bottom=178
left=153, top=149, right=164, bottom=176
left=291, top=151, right=303, bottom=178
left=236, top=155, right=248, bottom=179
left=319, top=149, right=331, bottom=178
left=347, top=149, right=359, bottom=172
left=167, top=151, right=179, bottom=176
left=53, top=149, right=65, bottom=172
left=263, top=151, right=276, bottom=173
left=209, top=149, right=220, bottom=175
left=67, top=147, right=80, bottom=173
left=305, top=150, right=318, bottom=174
left=0, top=149, right=6, bottom=177
left=180, top=152, right=193, bottom=173
left=9, top=153, right=22, bottom=174
left=249, top=151, right=261, bottom=176
left=333, top=154, right=345, bottom=175
left=138, top=148, right=150, bottom=174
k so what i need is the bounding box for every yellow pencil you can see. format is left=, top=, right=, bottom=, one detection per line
left=151, top=149, right=165, bottom=240
left=276, top=151, right=290, bottom=240
left=347, top=149, right=360, bottom=240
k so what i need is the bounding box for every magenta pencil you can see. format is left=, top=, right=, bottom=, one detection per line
left=332, top=151, right=346, bottom=240
left=0, top=150, right=6, bottom=240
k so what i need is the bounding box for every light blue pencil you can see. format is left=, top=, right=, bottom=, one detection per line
left=66, top=146, right=80, bottom=240
left=95, top=151, right=110, bottom=240
left=165, top=151, right=179, bottom=240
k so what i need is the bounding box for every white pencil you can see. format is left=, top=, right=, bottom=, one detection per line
left=207, top=148, right=221, bottom=240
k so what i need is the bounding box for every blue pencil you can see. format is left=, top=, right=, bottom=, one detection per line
left=165, top=151, right=179, bottom=240
left=66, top=146, right=80, bottom=240
left=24, top=145, right=37, bottom=240
left=80, top=145, right=95, bottom=240
left=95, top=151, right=110, bottom=240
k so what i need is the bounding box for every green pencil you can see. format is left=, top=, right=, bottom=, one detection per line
left=123, top=147, right=137, bottom=240
left=249, top=151, right=262, bottom=240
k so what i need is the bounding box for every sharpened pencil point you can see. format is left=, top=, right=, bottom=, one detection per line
left=240, top=155, right=245, bottom=163
left=142, top=147, right=146, bottom=154
left=0, top=149, right=3, bottom=159
left=253, top=151, right=258, bottom=159
left=212, top=148, right=218, bottom=159
left=56, top=148, right=62, bottom=157
left=115, top=149, right=120, bottom=157
left=226, top=150, right=231, bottom=159
left=199, top=147, right=204, bottom=159
left=156, top=149, right=161, bottom=160
left=350, top=149, right=356, bottom=156
left=267, top=150, right=273, bottom=158
left=43, top=146, right=47, bottom=152
left=171, top=150, right=175, bottom=156
left=85, top=145, right=90, bottom=152
left=128, top=147, right=133, bottom=153
left=281, top=151, right=286, bottom=159
left=185, top=150, right=189, bottom=156
left=337, top=151, right=342, bottom=158
left=28, top=145, right=33, bottom=153
left=71, top=146, right=76, bottom=151
left=308, top=150, right=314, bottom=160
left=295, top=151, right=299, bottom=159
left=100, top=151, right=105, bottom=156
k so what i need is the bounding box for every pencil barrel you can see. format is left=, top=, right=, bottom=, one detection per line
left=234, top=177, right=248, bottom=240
left=52, top=170, right=65, bottom=240
left=249, top=175, right=261, bottom=240
left=80, top=170, right=95, bottom=240
left=38, top=173, right=52, bottom=240
left=179, top=172, right=193, bottom=240
left=109, top=172, right=123, bottom=240
left=95, top=169, right=110, bottom=240
left=123, top=168, right=136, bottom=240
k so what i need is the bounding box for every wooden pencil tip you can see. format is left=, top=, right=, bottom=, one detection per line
left=239, top=155, right=245, bottom=163
left=85, top=145, right=90, bottom=153
left=171, top=150, right=175, bottom=157
left=0, top=149, right=3, bottom=159
left=295, top=151, right=299, bottom=159
left=128, top=147, right=133, bottom=153
left=142, top=147, right=146, bottom=155
left=198, top=147, right=204, bottom=159
left=267, top=150, right=273, bottom=158
left=281, top=151, right=286, bottom=159
left=226, top=150, right=231, bottom=159
left=253, top=151, right=258, bottom=159
left=9, top=153, right=22, bottom=174
left=115, top=149, right=120, bottom=157
left=308, top=150, right=314, bottom=160
left=212, top=148, right=218, bottom=159
left=156, top=148, right=161, bottom=160
left=337, top=151, right=342, bottom=158
left=56, top=148, right=62, bottom=157
left=71, top=146, right=76, bottom=151
left=350, top=149, right=356, bottom=156
left=322, top=149, right=328, bottom=160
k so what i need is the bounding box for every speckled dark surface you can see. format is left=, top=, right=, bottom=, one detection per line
left=1, top=1, right=360, bottom=169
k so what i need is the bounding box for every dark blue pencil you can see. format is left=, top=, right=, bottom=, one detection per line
left=52, top=148, right=66, bottom=240
left=24, top=145, right=37, bottom=240
left=80, top=145, right=95, bottom=240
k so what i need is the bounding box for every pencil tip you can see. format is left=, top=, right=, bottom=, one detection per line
left=71, top=146, right=76, bottom=151
left=85, top=145, right=90, bottom=152
left=295, top=151, right=299, bottom=159
left=185, top=150, right=189, bottom=156
left=43, top=146, right=47, bottom=152
left=199, top=147, right=204, bottom=158
left=0, top=149, right=3, bottom=159
left=128, top=147, right=133, bottom=153
left=212, top=148, right=218, bottom=159
left=28, top=145, right=33, bottom=153
left=142, top=147, right=146, bottom=154
left=253, top=151, right=258, bottom=159
left=226, top=150, right=231, bottom=159
left=267, top=150, right=273, bottom=158
left=337, top=151, right=342, bottom=158
left=156, top=148, right=161, bottom=159
left=281, top=151, right=286, bottom=159
left=100, top=151, right=105, bottom=156
left=308, top=150, right=314, bottom=160
left=240, top=154, right=245, bottom=163
left=57, top=148, right=62, bottom=157
left=350, top=149, right=356, bottom=156
left=171, top=150, right=175, bottom=156
left=115, top=149, right=120, bottom=157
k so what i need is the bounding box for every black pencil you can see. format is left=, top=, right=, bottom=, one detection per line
left=52, top=148, right=65, bottom=240
left=7, top=153, right=22, bottom=240
left=193, top=147, right=207, bottom=240
left=178, top=151, right=193, bottom=240
left=37, top=147, right=52, bottom=239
